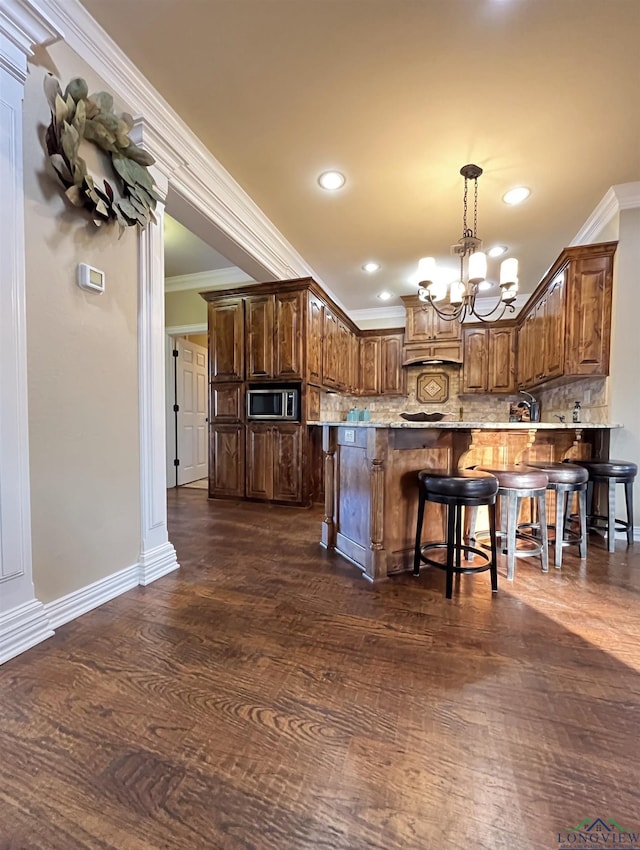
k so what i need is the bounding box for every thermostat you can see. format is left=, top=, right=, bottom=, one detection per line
left=77, top=263, right=105, bottom=293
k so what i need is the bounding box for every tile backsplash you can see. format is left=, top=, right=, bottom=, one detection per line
left=319, top=366, right=609, bottom=424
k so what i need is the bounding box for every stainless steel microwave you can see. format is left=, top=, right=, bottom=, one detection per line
left=246, top=388, right=299, bottom=421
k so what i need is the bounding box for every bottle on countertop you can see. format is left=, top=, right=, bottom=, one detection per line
left=572, top=401, right=581, bottom=423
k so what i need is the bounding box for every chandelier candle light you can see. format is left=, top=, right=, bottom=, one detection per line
left=417, top=164, right=519, bottom=323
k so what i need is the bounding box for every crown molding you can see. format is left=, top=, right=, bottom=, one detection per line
left=0, top=0, right=61, bottom=57
left=350, top=306, right=406, bottom=325
left=28, top=0, right=348, bottom=315
left=571, top=181, right=640, bottom=246
left=165, top=267, right=255, bottom=293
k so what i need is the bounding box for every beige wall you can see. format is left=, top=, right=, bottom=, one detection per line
left=165, top=289, right=208, bottom=327
left=24, top=44, right=141, bottom=603
left=607, top=208, right=640, bottom=526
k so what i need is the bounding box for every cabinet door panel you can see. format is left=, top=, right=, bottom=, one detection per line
left=275, top=291, right=303, bottom=379
left=462, top=328, right=489, bottom=392
left=246, top=424, right=273, bottom=500
left=544, top=273, right=565, bottom=379
left=359, top=337, right=380, bottom=395
left=209, top=424, right=245, bottom=497
left=489, top=327, right=516, bottom=393
left=273, top=425, right=303, bottom=503
left=211, top=383, right=243, bottom=421
left=322, top=310, right=339, bottom=387
left=307, top=294, right=324, bottom=385
left=246, top=295, right=275, bottom=379
left=432, top=310, right=462, bottom=342
left=564, top=257, right=612, bottom=375
left=209, top=300, right=243, bottom=382
left=380, top=335, right=405, bottom=395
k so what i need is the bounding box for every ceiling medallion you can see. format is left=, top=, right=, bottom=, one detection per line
left=415, top=164, right=519, bottom=323
left=43, top=75, right=161, bottom=231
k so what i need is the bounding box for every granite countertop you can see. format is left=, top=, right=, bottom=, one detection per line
left=307, top=420, right=622, bottom=430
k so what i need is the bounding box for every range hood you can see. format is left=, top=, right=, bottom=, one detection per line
left=402, top=342, right=463, bottom=367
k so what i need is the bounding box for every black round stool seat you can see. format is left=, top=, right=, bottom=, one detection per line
left=568, top=459, right=637, bottom=481
left=413, top=468, right=499, bottom=599
left=564, top=458, right=636, bottom=551
left=477, top=464, right=549, bottom=491
left=418, top=469, right=498, bottom=503
left=526, top=460, right=589, bottom=486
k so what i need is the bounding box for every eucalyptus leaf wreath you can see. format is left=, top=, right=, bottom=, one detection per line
left=43, top=74, right=161, bottom=230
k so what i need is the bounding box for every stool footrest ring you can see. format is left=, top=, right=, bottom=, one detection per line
left=416, top=541, right=494, bottom=575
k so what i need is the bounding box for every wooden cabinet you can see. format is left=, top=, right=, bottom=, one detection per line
left=358, top=333, right=406, bottom=396
left=462, top=325, right=516, bottom=394
left=402, top=296, right=461, bottom=343
left=210, top=383, right=243, bottom=422
left=516, top=243, right=615, bottom=390
left=246, top=423, right=303, bottom=503
left=246, top=291, right=304, bottom=380
left=245, top=294, right=274, bottom=379
left=307, top=293, right=324, bottom=385
left=400, top=295, right=462, bottom=365
left=564, top=253, right=613, bottom=376
left=209, top=424, right=245, bottom=498
left=209, top=299, right=244, bottom=382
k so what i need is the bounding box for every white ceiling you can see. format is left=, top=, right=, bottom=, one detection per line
left=79, top=0, right=640, bottom=311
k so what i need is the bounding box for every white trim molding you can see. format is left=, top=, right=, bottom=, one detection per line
left=571, top=182, right=640, bottom=246
left=44, top=563, right=139, bottom=630
left=165, top=267, right=254, bottom=293
left=0, top=1, right=61, bottom=665
left=134, top=130, right=179, bottom=586
left=166, top=323, right=208, bottom=337
left=0, top=600, right=53, bottom=665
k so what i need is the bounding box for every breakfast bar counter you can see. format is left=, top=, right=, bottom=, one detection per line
left=313, top=421, right=620, bottom=581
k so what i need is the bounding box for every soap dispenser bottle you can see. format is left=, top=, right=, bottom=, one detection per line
left=572, top=401, right=581, bottom=423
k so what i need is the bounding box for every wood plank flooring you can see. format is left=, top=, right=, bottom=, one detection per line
left=1, top=488, right=639, bottom=850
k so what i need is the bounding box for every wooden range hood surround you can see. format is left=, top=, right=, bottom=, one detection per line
left=400, top=294, right=464, bottom=366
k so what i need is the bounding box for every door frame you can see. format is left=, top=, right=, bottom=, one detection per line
left=165, top=323, right=208, bottom=488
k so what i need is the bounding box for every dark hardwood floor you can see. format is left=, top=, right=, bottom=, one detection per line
left=1, top=488, right=639, bottom=850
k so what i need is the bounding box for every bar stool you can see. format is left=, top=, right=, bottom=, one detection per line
left=413, top=469, right=499, bottom=599
left=475, top=465, right=550, bottom=581
left=567, top=459, right=637, bottom=552
left=523, top=461, right=588, bottom=568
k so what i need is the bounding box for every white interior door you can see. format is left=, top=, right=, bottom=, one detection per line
left=176, top=337, right=208, bottom=484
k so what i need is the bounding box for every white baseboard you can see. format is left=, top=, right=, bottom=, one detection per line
left=0, top=599, right=54, bottom=665
left=44, top=562, right=140, bottom=629
left=138, top=542, right=179, bottom=586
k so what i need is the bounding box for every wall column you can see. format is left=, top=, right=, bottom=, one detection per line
left=132, top=120, right=181, bottom=584
left=0, top=1, right=61, bottom=663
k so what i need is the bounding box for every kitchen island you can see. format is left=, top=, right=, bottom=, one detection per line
left=314, top=421, right=620, bottom=581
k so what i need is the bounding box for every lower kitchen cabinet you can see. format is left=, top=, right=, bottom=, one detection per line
left=246, top=422, right=304, bottom=504
left=209, top=424, right=245, bottom=498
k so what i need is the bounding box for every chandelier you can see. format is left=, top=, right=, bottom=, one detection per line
left=416, top=164, right=519, bottom=323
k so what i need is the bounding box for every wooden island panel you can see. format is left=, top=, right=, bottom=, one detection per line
left=321, top=424, right=609, bottom=581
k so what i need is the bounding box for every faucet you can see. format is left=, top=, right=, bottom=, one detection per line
left=518, top=390, right=540, bottom=422
left=554, top=414, right=566, bottom=423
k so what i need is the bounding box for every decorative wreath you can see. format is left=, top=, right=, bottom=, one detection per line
left=43, top=74, right=160, bottom=230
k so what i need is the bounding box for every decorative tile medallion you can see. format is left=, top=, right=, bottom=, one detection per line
left=416, top=371, right=449, bottom=404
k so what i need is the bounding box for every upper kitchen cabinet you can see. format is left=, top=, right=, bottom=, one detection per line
left=306, top=292, right=324, bottom=386
left=208, top=298, right=244, bottom=382
left=245, top=290, right=304, bottom=381
left=402, top=295, right=462, bottom=343
left=358, top=332, right=406, bottom=396
left=462, top=325, right=516, bottom=394
left=516, top=242, right=616, bottom=390
left=400, top=295, right=463, bottom=365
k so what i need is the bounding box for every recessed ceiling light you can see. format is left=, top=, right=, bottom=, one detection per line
left=503, top=186, right=530, bottom=205
left=488, top=245, right=508, bottom=258
left=318, top=170, right=345, bottom=191
left=377, top=290, right=393, bottom=301
left=362, top=262, right=380, bottom=273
